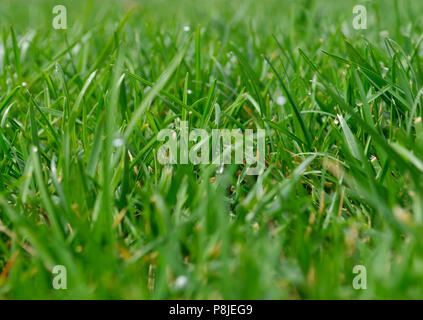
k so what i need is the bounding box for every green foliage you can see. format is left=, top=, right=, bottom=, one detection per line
left=0, top=0, right=423, bottom=299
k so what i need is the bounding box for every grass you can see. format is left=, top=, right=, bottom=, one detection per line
left=0, top=0, right=423, bottom=299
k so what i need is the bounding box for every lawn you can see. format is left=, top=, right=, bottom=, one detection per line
left=0, top=0, right=423, bottom=299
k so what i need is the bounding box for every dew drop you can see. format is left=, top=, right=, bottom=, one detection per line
left=276, top=96, right=286, bottom=106
left=112, top=138, right=124, bottom=147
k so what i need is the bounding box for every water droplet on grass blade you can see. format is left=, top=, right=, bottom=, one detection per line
left=174, top=275, right=188, bottom=289
left=276, top=96, right=286, bottom=106
left=113, top=138, right=125, bottom=147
